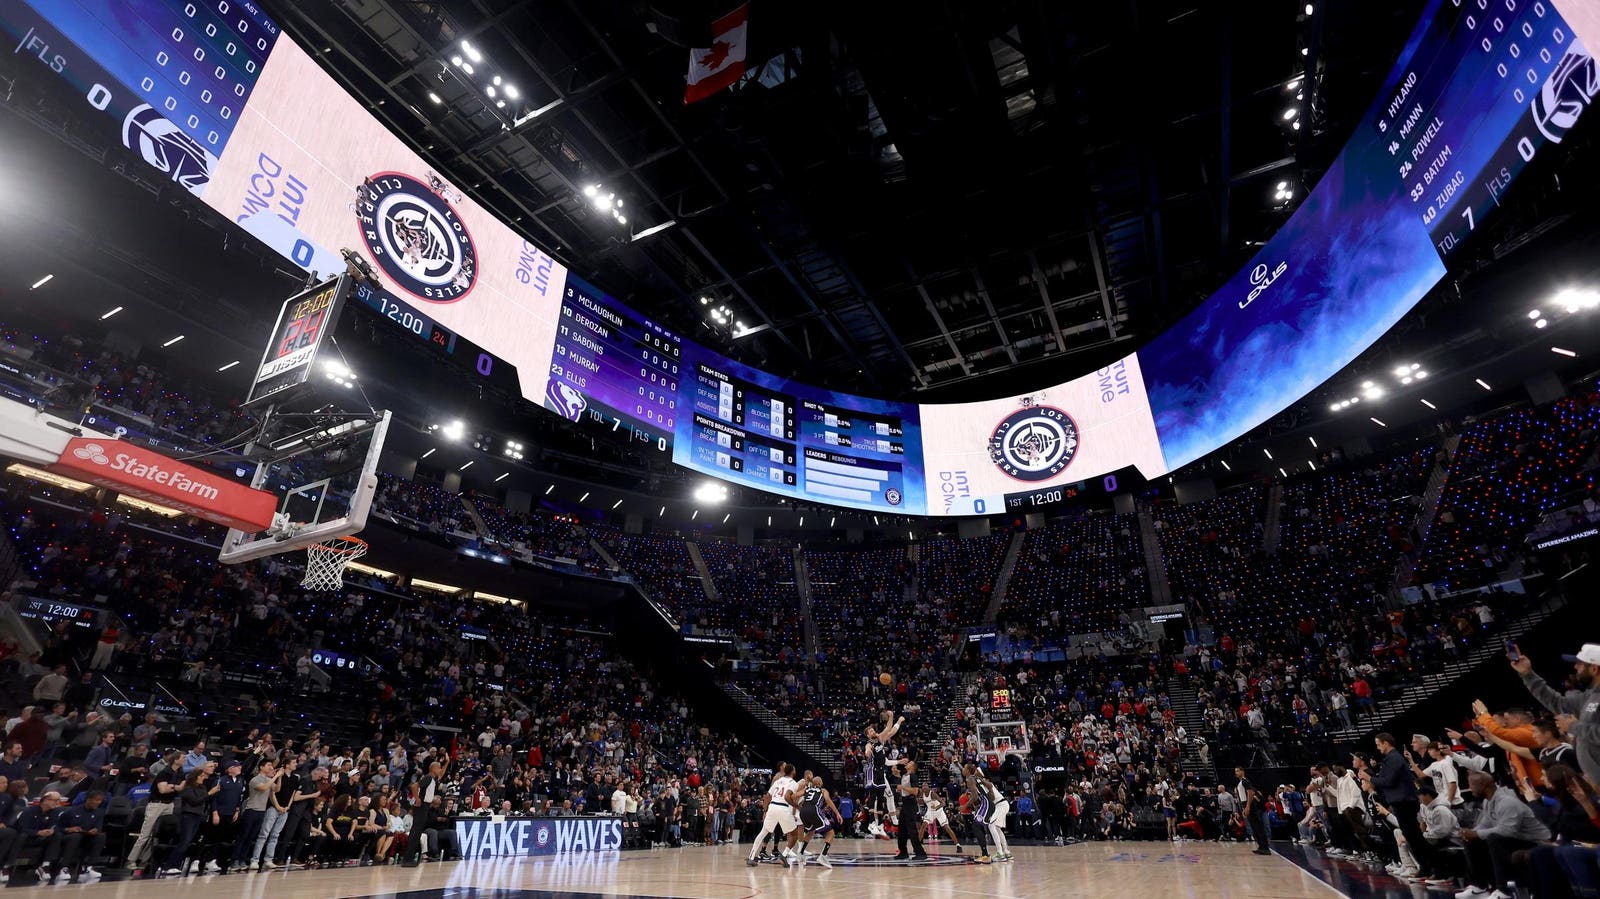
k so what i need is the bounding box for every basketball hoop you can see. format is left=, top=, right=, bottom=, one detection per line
left=301, top=536, right=367, bottom=591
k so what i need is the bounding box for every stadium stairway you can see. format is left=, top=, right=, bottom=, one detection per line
left=1166, top=678, right=1212, bottom=778
left=1319, top=586, right=1568, bottom=743
left=716, top=680, right=839, bottom=775
left=917, top=669, right=980, bottom=773
left=457, top=496, right=493, bottom=541
left=1261, top=482, right=1283, bottom=553
left=1137, top=509, right=1172, bottom=604
left=1390, top=435, right=1460, bottom=595
left=792, top=547, right=819, bottom=659
left=980, top=531, right=1027, bottom=622
left=580, top=529, right=623, bottom=573
left=685, top=542, right=721, bottom=602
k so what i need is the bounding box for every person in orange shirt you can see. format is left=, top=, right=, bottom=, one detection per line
left=1470, top=699, right=1542, bottom=787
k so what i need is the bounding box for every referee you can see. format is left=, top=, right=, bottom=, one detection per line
left=891, top=759, right=927, bottom=861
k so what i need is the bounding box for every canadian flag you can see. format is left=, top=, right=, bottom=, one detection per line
left=684, top=3, right=749, bottom=104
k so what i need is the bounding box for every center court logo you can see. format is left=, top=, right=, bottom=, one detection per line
left=988, top=406, right=1078, bottom=482
left=356, top=172, right=478, bottom=302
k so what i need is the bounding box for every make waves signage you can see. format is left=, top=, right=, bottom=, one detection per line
left=456, top=816, right=623, bottom=858
left=48, top=437, right=277, bottom=532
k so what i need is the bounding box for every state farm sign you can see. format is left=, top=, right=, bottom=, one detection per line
left=49, top=438, right=277, bottom=532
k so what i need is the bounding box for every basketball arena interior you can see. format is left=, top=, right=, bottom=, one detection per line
left=0, top=1, right=1596, bottom=898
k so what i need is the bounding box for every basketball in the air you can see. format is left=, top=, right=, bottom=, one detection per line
left=879, top=672, right=893, bottom=686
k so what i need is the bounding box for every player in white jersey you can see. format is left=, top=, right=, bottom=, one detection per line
left=921, top=788, right=963, bottom=851
left=746, top=763, right=802, bottom=867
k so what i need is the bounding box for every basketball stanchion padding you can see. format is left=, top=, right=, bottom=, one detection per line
left=301, top=535, right=368, bottom=591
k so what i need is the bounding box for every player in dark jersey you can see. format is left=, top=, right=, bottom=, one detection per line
left=959, top=765, right=992, bottom=864
left=964, top=763, right=1012, bottom=862
left=795, top=776, right=843, bottom=869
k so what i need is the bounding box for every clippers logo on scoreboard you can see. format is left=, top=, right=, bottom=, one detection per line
left=988, top=405, right=1078, bottom=482
left=356, top=172, right=477, bottom=302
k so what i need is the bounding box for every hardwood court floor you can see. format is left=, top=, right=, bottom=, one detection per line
left=19, top=840, right=1365, bottom=899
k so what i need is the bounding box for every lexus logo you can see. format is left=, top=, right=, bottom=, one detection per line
left=73, top=443, right=110, bottom=465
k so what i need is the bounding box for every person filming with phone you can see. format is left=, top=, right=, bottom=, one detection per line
left=1505, top=641, right=1600, bottom=789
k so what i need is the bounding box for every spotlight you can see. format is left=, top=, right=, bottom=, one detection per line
left=1283, top=108, right=1298, bottom=120
left=694, top=482, right=729, bottom=503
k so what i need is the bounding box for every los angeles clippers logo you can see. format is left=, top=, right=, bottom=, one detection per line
left=356, top=172, right=477, bottom=302
left=988, top=405, right=1078, bottom=482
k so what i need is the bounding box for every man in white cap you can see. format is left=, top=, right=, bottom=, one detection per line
left=1509, top=641, right=1600, bottom=786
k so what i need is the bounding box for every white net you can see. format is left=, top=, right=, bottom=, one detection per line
left=301, top=536, right=367, bottom=591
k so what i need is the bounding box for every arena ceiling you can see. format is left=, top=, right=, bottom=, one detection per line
left=263, top=0, right=1433, bottom=401
left=1, top=0, right=1597, bottom=499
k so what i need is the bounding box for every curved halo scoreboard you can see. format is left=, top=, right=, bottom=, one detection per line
left=4, top=0, right=1595, bottom=515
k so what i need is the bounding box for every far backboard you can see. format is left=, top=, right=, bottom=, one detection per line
left=218, top=411, right=389, bottom=563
